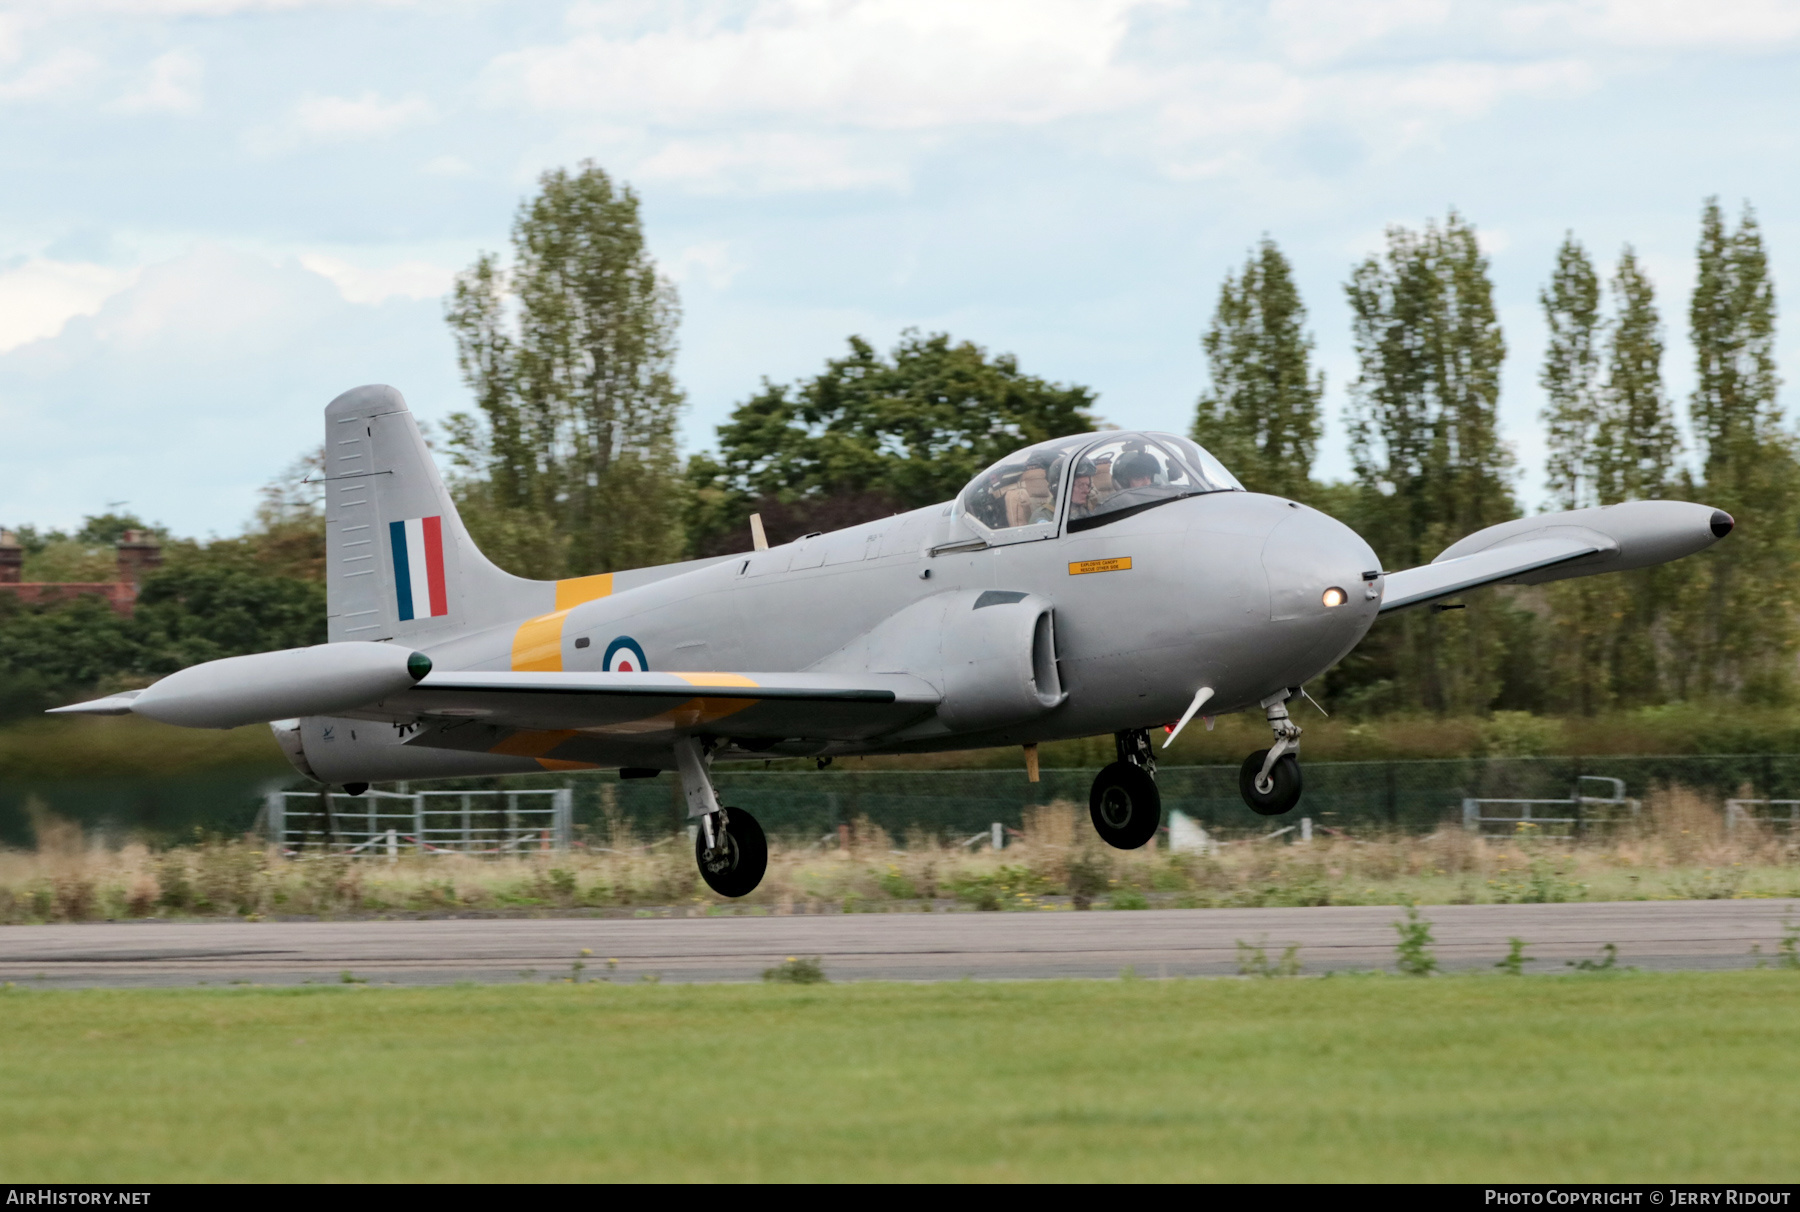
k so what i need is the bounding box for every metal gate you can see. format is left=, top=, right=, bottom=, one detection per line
left=1461, top=776, right=1641, bottom=837
left=266, top=787, right=573, bottom=857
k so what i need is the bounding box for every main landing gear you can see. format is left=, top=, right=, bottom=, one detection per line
left=1089, top=729, right=1162, bottom=850
left=695, top=806, right=768, bottom=899
left=674, top=737, right=768, bottom=898
left=1239, top=689, right=1304, bottom=816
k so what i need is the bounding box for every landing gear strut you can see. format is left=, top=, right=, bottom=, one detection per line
left=674, top=737, right=768, bottom=897
left=1239, top=689, right=1304, bottom=816
left=1089, top=728, right=1162, bottom=850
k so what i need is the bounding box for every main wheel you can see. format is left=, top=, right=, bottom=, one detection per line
left=1239, top=750, right=1302, bottom=816
left=1088, top=762, right=1162, bottom=850
left=695, top=807, right=768, bottom=898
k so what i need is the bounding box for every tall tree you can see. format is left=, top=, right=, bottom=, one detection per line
left=1191, top=237, right=1323, bottom=499
left=1596, top=248, right=1680, bottom=506
left=445, top=162, right=686, bottom=578
left=1549, top=246, right=1685, bottom=712
left=1537, top=235, right=1614, bottom=713
left=1540, top=235, right=1604, bottom=511
left=1673, top=198, right=1798, bottom=701
left=1345, top=211, right=1516, bottom=714
left=687, top=330, right=1097, bottom=554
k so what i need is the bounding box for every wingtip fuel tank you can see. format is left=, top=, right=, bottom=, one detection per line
left=50, top=642, right=431, bottom=730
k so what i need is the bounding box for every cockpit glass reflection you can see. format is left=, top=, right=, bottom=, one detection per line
left=958, top=436, right=1090, bottom=535
left=1069, top=434, right=1242, bottom=530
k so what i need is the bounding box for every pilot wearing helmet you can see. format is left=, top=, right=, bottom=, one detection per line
left=1112, top=450, right=1160, bottom=491
left=1006, top=450, right=1063, bottom=527
left=1068, top=457, right=1098, bottom=520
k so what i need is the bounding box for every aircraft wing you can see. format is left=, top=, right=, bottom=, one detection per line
left=1379, top=537, right=1603, bottom=613
left=366, top=669, right=943, bottom=748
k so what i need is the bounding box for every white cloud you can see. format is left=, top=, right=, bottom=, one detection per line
left=298, top=253, right=454, bottom=304
left=0, top=244, right=461, bottom=536
left=635, top=132, right=909, bottom=194
left=0, top=47, right=99, bottom=102
left=55, top=1, right=417, bottom=13
left=421, top=153, right=472, bottom=176
left=289, top=91, right=434, bottom=140
left=489, top=0, right=1162, bottom=130
left=0, top=258, right=139, bottom=353
left=116, top=48, right=202, bottom=113
left=667, top=239, right=747, bottom=290
left=480, top=0, right=1610, bottom=193
left=1268, top=0, right=1457, bottom=67
left=1510, top=0, right=1800, bottom=48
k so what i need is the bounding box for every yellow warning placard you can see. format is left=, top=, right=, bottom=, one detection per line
left=1069, top=557, right=1132, bottom=575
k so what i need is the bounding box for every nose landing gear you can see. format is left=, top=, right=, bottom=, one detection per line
left=674, top=736, right=768, bottom=897
left=1089, top=728, right=1162, bottom=849
left=1239, top=690, right=1304, bottom=816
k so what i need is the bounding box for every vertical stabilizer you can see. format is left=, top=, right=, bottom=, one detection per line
left=324, top=385, right=549, bottom=644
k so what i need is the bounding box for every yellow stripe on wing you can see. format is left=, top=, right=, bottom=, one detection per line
left=667, top=672, right=760, bottom=688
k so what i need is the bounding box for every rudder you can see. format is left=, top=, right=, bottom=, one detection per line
left=324, top=385, right=548, bottom=644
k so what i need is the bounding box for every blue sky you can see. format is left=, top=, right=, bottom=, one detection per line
left=2, top=0, right=1798, bottom=539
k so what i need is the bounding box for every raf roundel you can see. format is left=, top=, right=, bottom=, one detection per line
left=602, top=636, right=649, bottom=674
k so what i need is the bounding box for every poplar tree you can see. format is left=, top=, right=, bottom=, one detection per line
left=1346, top=211, right=1516, bottom=714
left=1596, top=248, right=1680, bottom=505
left=445, top=161, right=687, bottom=578
left=1540, top=235, right=1604, bottom=511
left=1674, top=199, right=1798, bottom=700
left=1592, top=248, right=1682, bottom=706
left=1192, top=237, right=1323, bottom=499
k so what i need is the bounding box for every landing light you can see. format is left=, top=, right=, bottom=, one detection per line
left=1322, top=587, right=1346, bottom=608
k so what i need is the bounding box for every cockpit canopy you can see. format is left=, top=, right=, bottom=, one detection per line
left=957, top=431, right=1243, bottom=540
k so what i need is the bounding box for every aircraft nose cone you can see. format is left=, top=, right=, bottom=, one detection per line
left=1261, top=506, right=1380, bottom=622
left=1710, top=509, right=1735, bottom=539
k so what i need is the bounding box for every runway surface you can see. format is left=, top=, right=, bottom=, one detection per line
left=1, top=900, right=1795, bottom=986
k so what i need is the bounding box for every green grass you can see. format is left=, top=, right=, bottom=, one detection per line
left=3, top=971, right=1798, bottom=1182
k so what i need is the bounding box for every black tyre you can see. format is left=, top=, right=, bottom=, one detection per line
left=1239, top=749, right=1303, bottom=816
left=695, top=807, right=768, bottom=898
left=1088, top=762, right=1162, bottom=850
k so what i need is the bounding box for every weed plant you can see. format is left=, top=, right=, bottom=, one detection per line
left=2, top=787, right=1797, bottom=923
left=1393, top=906, right=1439, bottom=976
left=763, top=956, right=828, bottom=984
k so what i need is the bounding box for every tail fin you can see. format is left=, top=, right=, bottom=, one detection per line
left=324, top=385, right=552, bottom=644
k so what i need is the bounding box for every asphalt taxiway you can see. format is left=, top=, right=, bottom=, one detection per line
left=1, top=899, right=1793, bottom=986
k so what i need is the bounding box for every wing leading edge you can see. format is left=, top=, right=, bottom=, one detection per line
left=1379, top=537, right=1602, bottom=613
left=370, top=670, right=943, bottom=755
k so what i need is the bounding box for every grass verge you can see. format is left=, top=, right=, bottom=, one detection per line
left=6, top=788, right=1797, bottom=921
left=1, top=971, right=1797, bottom=1182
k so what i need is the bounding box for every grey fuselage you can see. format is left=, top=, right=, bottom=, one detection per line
left=414, top=489, right=1380, bottom=762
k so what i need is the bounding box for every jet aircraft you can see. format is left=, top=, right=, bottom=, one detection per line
left=54, top=385, right=1735, bottom=896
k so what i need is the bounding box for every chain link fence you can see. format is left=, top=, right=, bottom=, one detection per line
left=509, top=753, right=1799, bottom=846
left=4, top=753, right=1795, bottom=848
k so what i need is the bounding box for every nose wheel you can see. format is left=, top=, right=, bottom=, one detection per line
left=1239, top=750, right=1302, bottom=815
left=1237, top=689, right=1305, bottom=816
left=695, top=806, right=768, bottom=898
